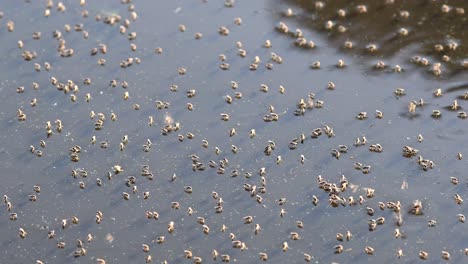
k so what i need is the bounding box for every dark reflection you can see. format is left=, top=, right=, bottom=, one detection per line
left=274, top=0, right=468, bottom=77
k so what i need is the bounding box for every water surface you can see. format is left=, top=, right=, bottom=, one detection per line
left=0, top=0, right=467, bottom=263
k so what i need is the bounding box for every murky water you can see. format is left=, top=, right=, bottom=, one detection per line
left=0, top=0, right=467, bottom=263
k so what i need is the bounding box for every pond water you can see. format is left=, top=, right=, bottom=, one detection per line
left=0, top=0, right=467, bottom=263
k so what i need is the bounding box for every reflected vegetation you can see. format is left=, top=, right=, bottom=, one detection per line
left=276, top=0, right=468, bottom=78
